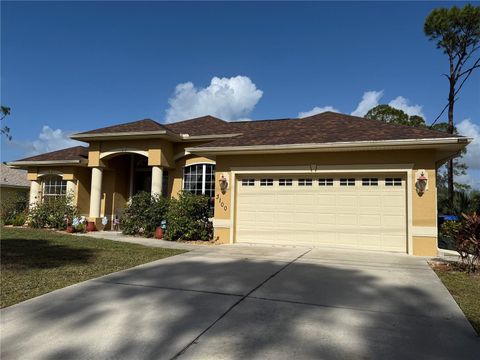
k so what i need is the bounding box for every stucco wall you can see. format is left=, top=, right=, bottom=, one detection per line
left=75, top=167, right=91, bottom=216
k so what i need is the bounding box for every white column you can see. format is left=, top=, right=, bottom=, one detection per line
left=151, top=166, right=163, bottom=196
left=89, top=167, right=103, bottom=219
left=66, top=180, right=77, bottom=201
left=29, top=180, right=41, bottom=208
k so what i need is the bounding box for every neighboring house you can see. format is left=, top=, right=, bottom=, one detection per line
left=0, top=163, right=30, bottom=202
left=8, top=112, right=470, bottom=256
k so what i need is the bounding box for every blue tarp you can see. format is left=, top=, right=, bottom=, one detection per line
left=438, top=215, right=460, bottom=222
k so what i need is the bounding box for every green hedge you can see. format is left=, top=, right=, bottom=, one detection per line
left=28, top=195, right=77, bottom=230
left=121, top=192, right=169, bottom=238
left=165, top=192, right=213, bottom=241
left=0, top=192, right=28, bottom=225
left=121, top=191, right=212, bottom=241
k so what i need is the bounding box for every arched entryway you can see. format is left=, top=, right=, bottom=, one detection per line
left=89, top=152, right=168, bottom=230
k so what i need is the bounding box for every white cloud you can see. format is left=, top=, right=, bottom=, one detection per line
left=457, top=118, right=480, bottom=171
left=456, top=170, right=480, bottom=190
left=165, top=76, right=263, bottom=122
left=298, top=106, right=339, bottom=118
left=350, top=90, right=384, bottom=117
left=13, top=126, right=80, bottom=156
left=388, top=96, right=425, bottom=118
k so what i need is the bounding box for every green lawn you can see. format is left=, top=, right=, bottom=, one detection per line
left=0, top=227, right=186, bottom=308
left=435, top=270, right=480, bottom=335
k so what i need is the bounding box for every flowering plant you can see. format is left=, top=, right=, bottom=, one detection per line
left=72, top=216, right=86, bottom=232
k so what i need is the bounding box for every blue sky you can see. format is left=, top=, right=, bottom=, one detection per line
left=1, top=1, right=479, bottom=187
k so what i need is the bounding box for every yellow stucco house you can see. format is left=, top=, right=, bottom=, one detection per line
left=8, top=112, right=469, bottom=256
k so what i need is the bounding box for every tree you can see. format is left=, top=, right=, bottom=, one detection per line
left=1, top=106, right=11, bottom=140
left=424, top=4, right=480, bottom=205
left=365, top=105, right=470, bottom=203
left=365, top=104, right=427, bottom=127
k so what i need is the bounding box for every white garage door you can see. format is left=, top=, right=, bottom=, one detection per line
left=235, top=174, right=407, bottom=252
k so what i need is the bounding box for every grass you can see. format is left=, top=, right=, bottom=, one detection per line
left=0, top=227, right=186, bottom=308
left=435, top=269, right=480, bottom=335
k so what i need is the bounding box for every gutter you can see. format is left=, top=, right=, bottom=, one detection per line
left=180, top=133, right=243, bottom=141
left=70, top=130, right=181, bottom=141
left=0, top=184, right=30, bottom=189
left=7, top=159, right=87, bottom=167
left=187, top=137, right=471, bottom=154
left=71, top=131, right=243, bottom=142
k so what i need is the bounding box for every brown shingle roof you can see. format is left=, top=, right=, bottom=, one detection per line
left=192, top=112, right=458, bottom=148
left=15, top=146, right=89, bottom=162
left=77, top=119, right=166, bottom=135
left=0, top=163, right=29, bottom=188
left=164, top=115, right=237, bottom=135
left=15, top=112, right=462, bottom=163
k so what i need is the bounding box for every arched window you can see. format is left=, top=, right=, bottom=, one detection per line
left=183, top=164, right=215, bottom=198
left=42, top=175, right=67, bottom=200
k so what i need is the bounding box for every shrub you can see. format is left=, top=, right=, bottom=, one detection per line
left=165, top=191, right=212, bottom=241
left=11, top=213, right=27, bottom=226
left=0, top=192, right=28, bottom=225
left=454, top=213, right=480, bottom=273
left=121, top=192, right=169, bottom=237
left=440, top=220, right=462, bottom=250
left=28, top=195, right=78, bottom=230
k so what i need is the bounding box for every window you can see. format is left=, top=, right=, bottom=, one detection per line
left=260, top=179, right=273, bottom=186
left=43, top=175, right=67, bottom=200
left=279, top=179, right=293, bottom=186
left=340, top=178, right=355, bottom=186
left=318, top=178, right=333, bottom=186
left=362, top=178, right=378, bottom=186
left=385, top=177, right=402, bottom=186
left=298, top=178, right=313, bottom=186
left=242, top=178, right=255, bottom=186
left=183, top=164, right=215, bottom=198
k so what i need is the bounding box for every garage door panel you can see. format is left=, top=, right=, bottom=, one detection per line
left=275, top=212, right=295, bottom=224
left=293, top=212, right=316, bottom=225
left=336, top=195, right=357, bottom=207
left=295, top=194, right=315, bottom=205
left=382, top=195, right=405, bottom=207
left=276, top=194, right=296, bottom=205
left=359, top=214, right=381, bottom=226
left=358, top=233, right=382, bottom=248
left=316, top=194, right=336, bottom=205
left=337, top=214, right=358, bottom=226
left=316, top=213, right=336, bottom=225
left=236, top=175, right=407, bottom=252
left=383, top=215, right=406, bottom=227
left=359, top=195, right=381, bottom=207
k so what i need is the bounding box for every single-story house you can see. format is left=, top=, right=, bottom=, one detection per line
left=8, top=112, right=470, bottom=256
left=0, top=163, right=30, bottom=202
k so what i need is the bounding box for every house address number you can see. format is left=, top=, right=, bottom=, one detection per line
left=216, top=194, right=228, bottom=212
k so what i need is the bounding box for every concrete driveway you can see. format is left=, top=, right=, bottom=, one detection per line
left=1, top=245, right=478, bottom=359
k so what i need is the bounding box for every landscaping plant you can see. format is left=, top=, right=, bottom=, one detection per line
left=165, top=191, right=212, bottom=241
left=121, top=191, right=169, bottom=237
left=11, top=213, right=27, bottom=227
left=28, top=195, right=78, bottom=230
left=454, top=213, right=480, bottom=273
left=0, top=193, right=28, bottom=225
left=72, top=216, right=87, bottom=233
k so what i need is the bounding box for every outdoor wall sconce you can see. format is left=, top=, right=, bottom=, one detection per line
left=219, top=173, right=229, bottom=194
left=415, top=170, right=428, bottom=196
